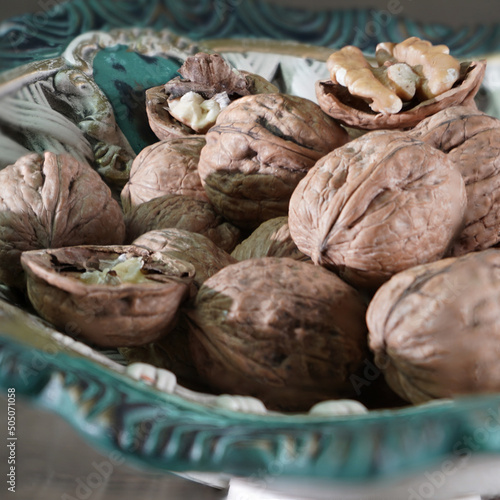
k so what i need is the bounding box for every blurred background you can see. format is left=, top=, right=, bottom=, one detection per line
left=1, top=0, right=500, bottom=26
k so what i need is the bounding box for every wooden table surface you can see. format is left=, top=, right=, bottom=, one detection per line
left=0, top=394, right=226, bottom=500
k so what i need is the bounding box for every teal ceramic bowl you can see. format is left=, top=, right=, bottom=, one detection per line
left=1, top=2, right=500, bottom=497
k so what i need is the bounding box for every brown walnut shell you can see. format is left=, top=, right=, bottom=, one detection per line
left=367, top=249, right=500, bottom=404
left=132, top=228, right=237, bottom=288
left=288, top=130, right=467, bottom=289
left=0, top=152, right=125, bottom=289
left=121, top=136, right=208, bottom=213
left=125, top=194, right=241, bottom=253
left=316, top=60, right=486, bottom=130
left=410, top=106, right=500, bottom=256
left=231, top=216, right=309, bottom=262
left=188, top=257, right=368, bottom=412
left=21, top=245, right=195, bottom=347
left=198, top=93, right=349, bottom=229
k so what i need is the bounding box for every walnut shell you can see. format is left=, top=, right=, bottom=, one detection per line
left=125, top=194, right=241, bottom=253
left=188, top=257, right=368, bottom=412
left=288, top=130, right=467, bottom=289
left=231, top=216, right=309, bottom=262
left=0, top=152, right=125, bottom=289
left=198, top=93, right=349, bottom=229
left=132, top=228, right=237, bottom=287
left=367, top=249, right=500, bottom=404
left=120, top=136, right=208, bottom=212
left=316, top=60, right=486, bottom=130
left=410, top=106, right=500, bottom=256
left=21, top=245, right=195, bottom=347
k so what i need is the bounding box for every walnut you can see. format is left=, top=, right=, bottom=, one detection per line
left=20, top=245, right=195, bottom=347
left=0, top=152, right=125, bottom=289
left=231, top=216, right=309, bottom=262
left=288, top=130, right=467, bottom=289
left=367, top=249, right=500, bottom=404
left=187, top=257, right=369, bottom=412
left=146, top=52, right=278, bottom=140
left=198, top=93, right=349, bottom=229
left=132, top=228, right=237, bottom=288
left=121, top=136, right=208, bottom=213
left=125, top=194, right=241, bottom=253
left=410, top=106, right=500, bottom=256
left=317, top=37, right=485, bottom=130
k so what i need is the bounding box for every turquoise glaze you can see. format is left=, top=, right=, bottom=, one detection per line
left=93, top=45, right=181, bottom=152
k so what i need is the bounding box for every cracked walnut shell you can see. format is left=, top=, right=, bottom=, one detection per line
left=198, top=93, right=349, bottom=229
left=367, top=249, right=500, bottom=404
left=0, top=152, right=125, bottom=289
left=188, top=257, right=368, bottom=412
left=288, top=130, right=467, bottom=289
left=21, top=245, right=195, bottom=347
left=316, top=59, right=486, bottom=130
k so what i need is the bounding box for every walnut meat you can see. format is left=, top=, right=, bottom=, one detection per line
left=188, top=257, right=368, bottom=412
left=367, top=249, right=500, bottom=404
left=133, top=228, right=237, bottom=287
left=125, top=194, right=241, bottom=253
left=21, top=245, right=195, bottom=347
left=410, top=106, right=500, bottom=256
left=288, top=130, right=467, bottom=289
left=231, top=216, right=309, bottom=262
left=121, top=136, right=208, bottom=213
left=0, top=152, right=125, bottom=289
left=198, top=93, right=349, bottom=229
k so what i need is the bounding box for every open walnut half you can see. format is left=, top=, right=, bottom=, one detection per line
left=316, top=38, right=486, bottom=130
left=21, top=245, right=195, bottom=347
left=146, top=52, right=278, bottom=140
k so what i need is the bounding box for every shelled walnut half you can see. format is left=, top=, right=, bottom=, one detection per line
left=21, top=245, right=195, bottom=347
left=316, top=37, right=486, bottom=130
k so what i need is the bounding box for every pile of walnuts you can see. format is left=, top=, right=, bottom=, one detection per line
left=3, top=41, right=500, bottom=412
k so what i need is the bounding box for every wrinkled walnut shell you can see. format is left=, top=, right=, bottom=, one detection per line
left=121, top=136, right=208, bottom=213
left=411, top=106, right=500, bottom=256
left=125, top=194, right=241, bottom=253
left=231, top=216, right=309, bottom=262
left=288, top=130, right=467, bottom=289
left=198, top=93, right=349, bottom=229
left=133, top=228, right=237, bottom=288
left=188, top=257, right=368, bottom=412
left=21, top=245, right=195, bottom=347
left=367, top=249, right=500, bottom=404
left=316, top=60, right=486, bottom=130
left=0, top=152, right=125, bottom=289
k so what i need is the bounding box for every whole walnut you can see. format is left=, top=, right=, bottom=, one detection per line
left=410, top=106, right=500, bottom=256
left=0, top=152, right=125, bottom=288
left=125, top=194, right=240, bottom=253
left=133, top=228, right=237, bottom=288
left=231, top=216, right=309, bottom=262
left=198, top=93, right=349, bottom=229
left=188, top=257, right=369, bottom=412
left=367, top=249, right=500, bottom=404
left=120, top=136, right=208, bottom=213
left=288, top=130, right=467, bottom=289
